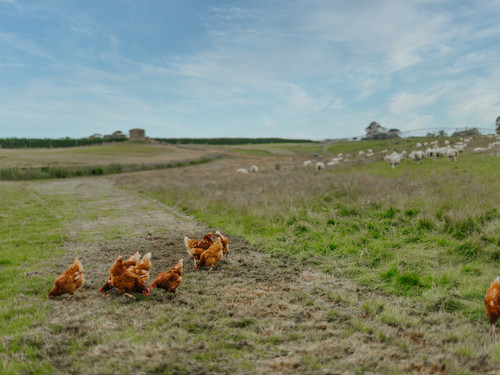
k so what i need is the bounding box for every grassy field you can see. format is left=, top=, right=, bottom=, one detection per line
left=3, top=138, right=500, bottom=374
left=0, top=181, right=79, bottom=374
left=0, top=143, right=215, bottom=168
left=0, top=143, right=222, bottom=180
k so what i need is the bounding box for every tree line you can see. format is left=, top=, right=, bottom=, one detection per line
left=0, top=137, right=316, bottom=149
left=154, top=137, right=316, bottom=145
left=0, top=137, right=128, bottom=149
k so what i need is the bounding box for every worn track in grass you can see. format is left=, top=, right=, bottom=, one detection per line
left=31, top=176, right=496, bottom=374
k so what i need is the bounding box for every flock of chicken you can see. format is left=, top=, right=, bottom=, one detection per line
left=45, top=228, right=500, bottom=334
left=46, top=230, right=229, bottom=300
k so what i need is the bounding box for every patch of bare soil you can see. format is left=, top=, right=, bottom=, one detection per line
left=32, top=176, right=495, bottom=374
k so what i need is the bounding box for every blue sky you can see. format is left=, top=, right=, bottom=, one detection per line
left=0, top=0, right=499, bottom=140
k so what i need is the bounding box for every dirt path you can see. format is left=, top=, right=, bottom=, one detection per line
left=33, top=177, right=494, bottom=374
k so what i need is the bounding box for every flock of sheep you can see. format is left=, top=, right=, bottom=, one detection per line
left=304, top=136, right=484, bottom=170
left=236, top=165, right=259, bottom=174
left=234, top=135, right=500, bottom=173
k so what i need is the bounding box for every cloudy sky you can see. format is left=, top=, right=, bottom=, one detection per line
left=1, top=0, right=499, bottom=140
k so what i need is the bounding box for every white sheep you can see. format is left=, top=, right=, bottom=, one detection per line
left=381, top=149, right=388, bottom=154
left=316, top=162, right=325, bottom=171
left=303, top=160, right=312, bottom=167
left=416, top=142, right=422, bottom=148
left=250, top=165, right=259, bottom=173
left=384, top=153, right=401, bottom=168
left=444, top=140, right=450, bottom=145
left=409, top=150, right=425, bottom=162
left=236, top=168, right=249, bottom=174
left=473, top=147, right=489, bottom=152
left=454, top=144, right=465, bottom=153
left=447, top=148, right=459, bottom=161
left=327, top=157, right=342, bottom=166
left=433, top=148, right=444, bottom=158
left=358, top=150, right=365, bottom=156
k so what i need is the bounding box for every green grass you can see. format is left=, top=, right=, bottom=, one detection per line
left=0, top=154, right=222, bottom=181
left=208, top=142, right=323, bottom=156
left=121, top=144, right=500, bottom=324
left=0, top=182, right=79, bottom=374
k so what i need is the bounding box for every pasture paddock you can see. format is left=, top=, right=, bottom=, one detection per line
left=2, top=140, right=500, bottom=373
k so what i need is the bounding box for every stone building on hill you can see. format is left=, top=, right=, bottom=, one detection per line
left=129, top=128, right=146, bottom=141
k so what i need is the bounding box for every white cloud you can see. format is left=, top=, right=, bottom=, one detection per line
left=389, top=91, right=441, bottom=115
left=1, top=0, right=500, bottom=139
left=263, top=118, right=278, bottom=128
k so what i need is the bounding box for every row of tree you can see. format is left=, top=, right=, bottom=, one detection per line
left=363, top=122, right=401, bottom=140
left=154, top=137, right=316, bottom=145
left=0, top=137, right=316, bottom=149
left=0, top=137, right=128, bottom=149
left=365, top=118, right=500, bottom=139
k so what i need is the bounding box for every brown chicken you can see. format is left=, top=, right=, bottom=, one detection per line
left=100, top=251, right=141, bottom=293
left=485, top=276, right=500, bottom=333
left=185, top=233, right=213, bottom=266
left=47, top=258, right=84, bottom=298
left=109, top=256, right=150, bottom=299
left=151, top=259, right=183, bottom=296
left=195, top=237, right=223, bottom=271
left=128, top=252, right=152, bottom=283
left=215, top=231, right=229, bottom=259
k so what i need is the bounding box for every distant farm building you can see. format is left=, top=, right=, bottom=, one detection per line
left=104, top=131, right=126, bottom=140
left=129, top=128, right=146, bottom=141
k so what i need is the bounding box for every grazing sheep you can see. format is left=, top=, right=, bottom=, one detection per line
left=474, top=147, right=489, bottom=152
left=381, top=149, right=388, bottom=154
left=303, top=160, right=312, bottom=167
left=250, top=165, right=259, bottom=173
left=358, top=150, right=365, bottom=156
left=434, top=147, right=449, bottom=158
left=444, top=140, right=450, bottom=145
left=384, top=153, right=402, bottom=168
left=447, top=148, right=459, bottom=161
left=316, top=162, right=325, bottom=171
left=327, top=157, right=342, bottom=167
left=236, top=168, right=249, bottom=174
left=454, top=144, right=465, bottom=153
left=416, top=142, right=422, bottom=148
left=409, top=150, right=425, bottom=162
